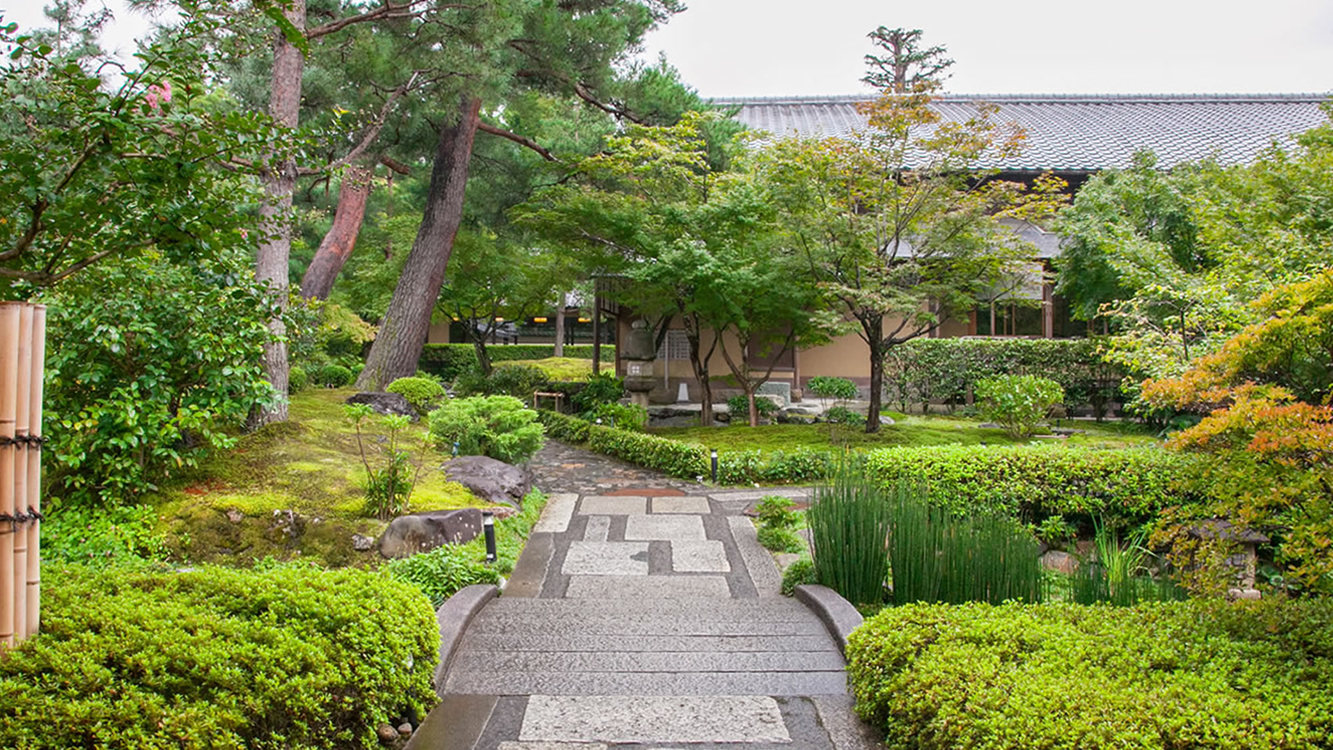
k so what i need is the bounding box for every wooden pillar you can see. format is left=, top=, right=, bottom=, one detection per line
left=1042, top=281, right=1055, bottom=339
left=591, top=291, right=601, bottom=375
left=25, top=306, right=43, bottom=638
left=0, top=304, right=19, bottom=648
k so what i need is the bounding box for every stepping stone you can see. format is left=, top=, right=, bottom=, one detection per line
left=651, top=496, right=710, bottom=514
left=579, top=496, right=647, bottom=515
left=565, top=575, right=730, bottom=598
left=533, top=493, right=578, bottom=533
left=562, top=542, right=650, bottom=575
left=520, top=695, right=790, bottom=744
left=583, top=516, right=610, bottom=542
left=671, top=540, right=730, bottom=573
left=624, top=514, right=706, bottom=541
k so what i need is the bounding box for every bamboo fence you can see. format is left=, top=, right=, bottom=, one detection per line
left=0, top=302, right=45, bottom=647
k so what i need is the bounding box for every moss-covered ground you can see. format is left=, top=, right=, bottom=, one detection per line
left=650, top=413, right=1158, bottom=454
left=151, top=388, right=481, bottom=567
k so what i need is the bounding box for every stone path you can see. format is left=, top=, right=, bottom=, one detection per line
left=407, top=442, right=878, bottom=749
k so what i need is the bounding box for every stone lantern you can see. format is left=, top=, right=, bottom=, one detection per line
left=621, top=319, right=656, bottom=408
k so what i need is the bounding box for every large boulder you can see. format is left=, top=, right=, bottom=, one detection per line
left=378, top=508, right=483, bottom=559
left=346, top=391, right=417, bottom=419
left=443, top=455, right=532, bottom=508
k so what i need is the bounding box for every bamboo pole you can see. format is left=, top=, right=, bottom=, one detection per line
left=26, top=305, right=44, bottom=638
left=0, top=303, right=20, bottom=648
left=11, top=305, right=30, bottom=642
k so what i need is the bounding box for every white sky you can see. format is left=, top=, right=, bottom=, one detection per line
left=641, top=0, right=1333, bottom=97
left=4, top=1, right=1331, bottom=97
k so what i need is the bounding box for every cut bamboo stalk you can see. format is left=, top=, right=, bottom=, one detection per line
left=11, top=305, right=30, bottom=643
left=0, top=303, right=20, bottom=648
left=26, top=305, right=43, bottom=638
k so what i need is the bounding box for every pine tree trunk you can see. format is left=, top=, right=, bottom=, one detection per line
left=252, top=0, right=305, bottom=426
left=356, top=97, right=482, bottom=390
left=300, top=164, right=374, bottom=300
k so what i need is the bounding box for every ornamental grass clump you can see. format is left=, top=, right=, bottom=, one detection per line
left=806, top=465, right=893, bottom=606
left=1072, top=521, right=1185, bottom=605
left=887, top=489, right=1044, bottom=605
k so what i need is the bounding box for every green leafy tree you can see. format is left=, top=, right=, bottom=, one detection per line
left=759, top=29, right=1052, bottom=432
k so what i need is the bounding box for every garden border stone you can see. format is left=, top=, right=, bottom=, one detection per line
left=432, top=584, right=499, bottom=696
left=794, top=584, right=863, bottom=655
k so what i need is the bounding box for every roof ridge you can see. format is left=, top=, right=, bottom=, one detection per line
left=713, top=92, right=1332, bottom=105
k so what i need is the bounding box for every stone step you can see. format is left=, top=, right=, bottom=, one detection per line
left=451, top=649, right=846, bottom=673
left=483, top=596, right=812, bottom=618
left=459, top=633, right=839, bottom=653
left=519, top=695, right=792, bottom=744
left=466, top=615, right=828, bottom=637
left=443, top=669, right=848, bottom=696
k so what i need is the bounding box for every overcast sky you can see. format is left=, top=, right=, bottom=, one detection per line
left=4, top=0, right=1332, bottom=98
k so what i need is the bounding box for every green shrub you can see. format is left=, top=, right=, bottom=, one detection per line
left=0, top=563, right=438, bottom=749
left=589, top=402, right=648, bottom=431
left=727, top=394, right=779, bottom=421
left=381, top=543, right=500, bottom=608
left=864, top=444, right=1194, bottom=524
left=757, top=525, right=805, bottom=553
left=807, top=375, right=858, bottom=402
left=975, top=374, right=1065, bottom=438
left=825, top=405, right=867, bottom=426
left=718, top=449, right=764, bottom=484
left=761, top=449, right=834, bottom=484
left=43, top=504, right=168, bottom=566
left=428, top=396, right=545, bottom=464
left=288, top=365, right=309, bottom=394
left=806, top=464, right=894, bottom=606
left=455, top=364, right=550, bottom=400
left=346, top=406, right=420, bottom=520
left=754, top=496, right=799, bottom=528
left=571, top=371, right=625, bottom=413
left=421, top=344, right=615, bottom=381
left=586, top=425, right=709, bottom=480
left=847, top=599, right=1333, bottom=749
left=316, top=363, right=354, bottom=388
left=883, top=337, right=1121, bottom=416
left=887, top=486, right=1043, bottom=605
left=536, top=409, right=592, bottom=443
left=780, top=557, right=817, bottom=596
left=386, top=376, right=447, bottom=415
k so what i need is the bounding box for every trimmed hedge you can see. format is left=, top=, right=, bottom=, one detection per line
left=537, top=409, right=593, bottom=443
left=865, top=444, right=1194, bottom=523
left=586, top=424, right=709, bottom=480
left=848, top=599, right=1333, bottom=749
left=717, top=448, right=834, bottom=485
left=420, top=344, right=615, bottom=380
left=884, top=337, right=1121, bottom=415
left=0, top=563, right=438, bottom=749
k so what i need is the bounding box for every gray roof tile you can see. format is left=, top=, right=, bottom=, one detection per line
left=718, top=94, right=1330, bottom=171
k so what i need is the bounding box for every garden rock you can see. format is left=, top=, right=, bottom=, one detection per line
left=351, top=533, right=374, bottom=552
left=1040, top=550, right=1078, bottom=575
left=879, top=415, right=895, bottom=426
left=377, top=508, right=483, bottom=559
left=776, top=410, right=818, bottom=425
left=443, top=455, right=532, bottom=508
left=225, top=509, right=244, bottom=524
left=346, top=391, right=417, bottom=420
left=376, top=724, right=398, bottom=745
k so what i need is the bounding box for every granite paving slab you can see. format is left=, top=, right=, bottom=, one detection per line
left=670, top=540, right=731, bottom=573
left=579, top=496, right=647, bottom=515
left=651, top=496, right=711, bottom=514
left=623, top=514, right=706, bottom=541
left=563, top=575, right=731, bottom=599
left=520, top=696, right=790, bottom=744
left=532, top=493, right=578, bottom=534
left=561, top=542, right=650, bottom=576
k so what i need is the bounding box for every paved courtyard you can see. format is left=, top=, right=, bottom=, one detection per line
left=407, top=442, right=878, bottom=749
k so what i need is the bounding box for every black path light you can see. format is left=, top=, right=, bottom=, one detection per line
left=482, top=511, right=497, bottom=564
left=711, top=449, right=719, bottom=483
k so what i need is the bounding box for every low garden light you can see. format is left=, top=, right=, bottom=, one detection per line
left=482, top=511, right=497, bottom=564
left=711, top=449, right=719, bottom=482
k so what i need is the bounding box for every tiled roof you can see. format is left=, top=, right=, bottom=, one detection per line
left=717, top=94, right=1330, bottom=172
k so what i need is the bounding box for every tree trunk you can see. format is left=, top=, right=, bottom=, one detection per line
left=470, top=329, right=493, bottom=376
left=300, top=164, right=374, bottom=300
left=684, top=323, right=715, bottom=427
left=863, top=315, right=886, bottom=434
left=252, top=0, right=306, bottom=426
left=553, top=297, right=565, bottom=358
left=356, top=96, right=482, bottom=390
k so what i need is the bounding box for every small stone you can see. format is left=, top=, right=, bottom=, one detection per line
left=376, top=724, right=398, bottom=744
left=879, top=415, right=895, bottom=426
left=225, top=509, right=243, bottom=524
left=351, top=534, right=374, bottom=552
left=397, top=722, right=413, bottom=737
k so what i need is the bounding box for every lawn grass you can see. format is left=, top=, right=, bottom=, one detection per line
left=650, top=414, right=1157, bottom=454
left=151, top=388, right=479, bottom=566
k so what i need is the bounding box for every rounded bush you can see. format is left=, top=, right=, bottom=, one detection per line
left=589, top=402, right=648, bottom=432
left=975, top=374, right=1065, bottom=438
left=386, top=376, right=447, bottom=415
left=316, top=363, right=354, bottom=388
left=288, top=364, right=309, bottom=393
left=0, top=563, right=438, bottom=749
left=807, top=375, right=858, bottom=402
left=428, top=395, right=545, bottom=463
left=727, top=394, right=779, bottom=421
